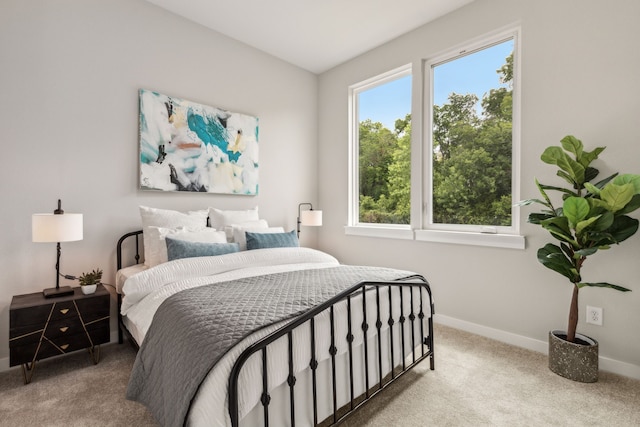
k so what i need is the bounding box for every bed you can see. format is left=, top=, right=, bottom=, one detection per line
left=116, top=209, right=434, bottom=427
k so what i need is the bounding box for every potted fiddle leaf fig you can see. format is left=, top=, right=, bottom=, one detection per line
left=520, top=135, right=640, bottom=382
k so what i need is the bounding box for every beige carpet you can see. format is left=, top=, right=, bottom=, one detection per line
left=1, top=324, right=639, bottom=426
left=0, top=342, right=155, bottom=427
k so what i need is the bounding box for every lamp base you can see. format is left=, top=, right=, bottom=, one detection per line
left=43, top=286, right=74, bottom=298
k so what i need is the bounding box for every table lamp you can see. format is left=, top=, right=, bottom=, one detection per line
left=32, top=199, right=83, bottom=298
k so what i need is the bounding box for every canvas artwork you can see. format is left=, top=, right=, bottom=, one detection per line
left=139, top=89, right=259, bottom=195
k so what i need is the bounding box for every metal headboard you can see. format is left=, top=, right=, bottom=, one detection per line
left=116, top=230, right=143, bottom=270
left=116, top=229, right=143, bottom=345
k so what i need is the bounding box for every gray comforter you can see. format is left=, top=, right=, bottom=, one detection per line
left=126, top=265, right=415, bottom=427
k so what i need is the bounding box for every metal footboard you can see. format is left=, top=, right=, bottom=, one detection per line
left=228, top=276, right=434, bottom=427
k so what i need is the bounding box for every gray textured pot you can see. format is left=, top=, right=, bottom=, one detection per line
left=548, top=330, right=598, bottom=383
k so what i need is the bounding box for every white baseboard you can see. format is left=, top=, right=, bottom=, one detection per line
left=434, top=314, right=640, bottom=380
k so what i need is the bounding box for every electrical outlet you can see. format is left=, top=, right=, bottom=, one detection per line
left=586, top=306, right=603, bottom=326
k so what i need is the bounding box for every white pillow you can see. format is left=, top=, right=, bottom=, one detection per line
left=145, top=226, right=227, bottom=267
left=225, top=219, right=269, bottom=242
left=139, top=206, right=209, bottom=266
left=208, top=207, right=259, bottom=235
left=233, top=225, right=284, bottom=251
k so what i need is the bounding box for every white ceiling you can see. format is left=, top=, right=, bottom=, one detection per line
left=145, top=0, right=475, bottom=74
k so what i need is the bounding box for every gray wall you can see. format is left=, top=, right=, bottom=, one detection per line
left=318, top=0, right=640, bottom=377
left=0, top=0, right=319, bottom=367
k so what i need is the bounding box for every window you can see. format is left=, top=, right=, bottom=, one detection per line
left=428, top=36, right=516, bottom=231
left=348, top=65, right=412, bottom=228
left=348, top=28, right=523, bottom=248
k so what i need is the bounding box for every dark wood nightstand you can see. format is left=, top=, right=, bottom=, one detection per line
left=9, top=284, right=110, bottom=384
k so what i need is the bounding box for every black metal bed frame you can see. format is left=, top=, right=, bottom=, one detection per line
left=116, top=230, right=435, bottom=426
left=116, top=230, right=143, bottom=348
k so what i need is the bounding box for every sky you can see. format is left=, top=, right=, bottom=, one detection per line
left=359, top=39, right=513, bottom=130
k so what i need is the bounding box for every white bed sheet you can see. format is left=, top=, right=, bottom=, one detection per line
left=121, top=247, right=431, bottom=427
left=115, top=264, right=148, bottom=294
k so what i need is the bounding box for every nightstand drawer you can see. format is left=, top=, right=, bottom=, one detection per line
left=10, top=316, right=83, bottom=344
left=10, top=327, right=44, bottom=346
left=10, top=305, right=51, bottom=327
left=10, top=324, right=110, bottom=366
left=10, top=298, right=79, bottom=328
left=45, top=317, right=85, bottom=340
left=11, top=334, right=87, bottom=364
left=49, top=300, right=79, bottom=321
left=11, top=330, right=101, bottom=364
left=75, top=295, right=109, bottom=323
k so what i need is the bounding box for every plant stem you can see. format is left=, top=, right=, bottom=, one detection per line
left=567, top=284, right=579, bottom=342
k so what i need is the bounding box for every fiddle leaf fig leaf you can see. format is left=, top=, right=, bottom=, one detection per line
left=560, top=135, right=583, bottom=158
left=528, top=212, right=554, bottom=225
left=588, top=197, right=610, bottom=211
left=557, top=170, right=577, bottom=187
left=578, top=282, right=631, bottom=292
left=594, top=172, right=618, bottom=189
left=600, top=183, right=634, bottom=212
left=517, top=198, right=547, bottom=207
left=563, top=197, right=590, bottom=228
left=560, top=242, right=574, bottom=259
left=584, top=182, right=600, bottom=196
left=538, top=182, right=576, bottom=197
left=535, top=178, right=554, bottom=206
left=540, top=146, right=586, bottom=185
left=584, top=166, right=600, bottom=183
left=612, top=174, right=640, bottom=194
left=578, top=146, right=606, bottom=168
left=590, top=210, right=614, bottom=232
left=607, top=215, right=639, bottom=243
left=576, top=215, right=601, bottom=236
left=618, top=194, right=640, bottom=215
left=575, top=247, right=599, bottom=257
left=541, top=216, right=575, bottom=244
left=537, top=243, right=577, bottom=282
left=540, top=146, right=565, bottom=165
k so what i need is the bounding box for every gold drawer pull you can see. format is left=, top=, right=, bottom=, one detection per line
left=59, top=327, right=69, bottom=333
left=60, top=309, right=69, bottom=315
left=60, top=344, right=69, bottom=350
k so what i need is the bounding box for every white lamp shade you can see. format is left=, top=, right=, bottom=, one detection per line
left=32, top=213, right=83, bottom=242
left=300, top=210, right=322, bottom=227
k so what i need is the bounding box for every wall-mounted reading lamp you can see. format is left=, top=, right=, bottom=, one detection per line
left=297, top=203, right=322, bottom=237
left=32, top=199, right=83, bottom=298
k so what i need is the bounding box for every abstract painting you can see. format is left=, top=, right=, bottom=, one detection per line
left=139, top=89, right=259, bottom=195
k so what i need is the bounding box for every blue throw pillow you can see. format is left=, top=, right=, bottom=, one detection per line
left=245, top=230, right=299, bottom=250
left=166, top=237, right=240, bottom=261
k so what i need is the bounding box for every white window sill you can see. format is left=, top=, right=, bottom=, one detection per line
left=344, top=225, right=414, bottom=240
left=415, top=229, right=525, bottom=249
left=344, top=226, right=525, bottom=249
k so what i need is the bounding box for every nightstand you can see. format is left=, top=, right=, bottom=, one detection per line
left=9, top=284, right=110, bottom=384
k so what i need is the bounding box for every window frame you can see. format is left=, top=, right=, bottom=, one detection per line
left=417, top=27, right=524, bottom=248
left=347, top=63, right=413, bottom=231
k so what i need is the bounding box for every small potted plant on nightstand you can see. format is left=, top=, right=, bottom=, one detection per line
left=519, top=135, right=640, bottom=382
left=79, top=268, right=103, bottom=295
